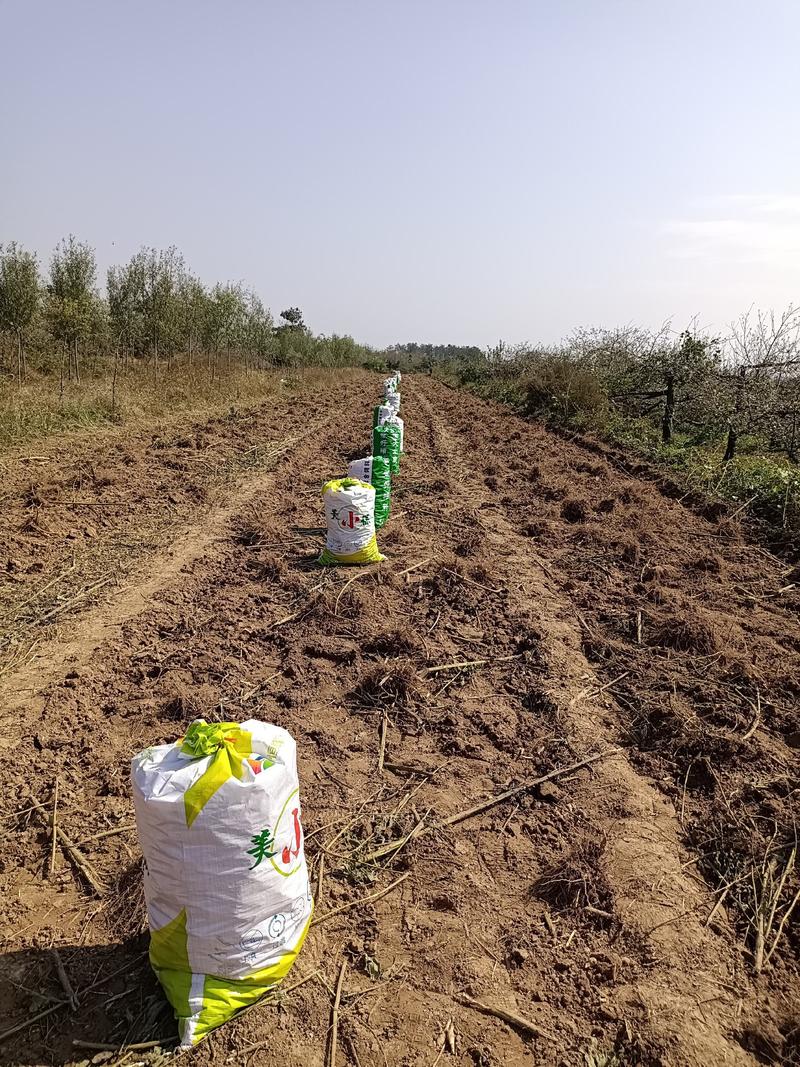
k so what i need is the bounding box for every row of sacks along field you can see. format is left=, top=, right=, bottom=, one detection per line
left=131, top=373, right=404, bottom=1047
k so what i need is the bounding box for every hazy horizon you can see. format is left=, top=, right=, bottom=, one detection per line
left=2, top=0, right=800, bottom=349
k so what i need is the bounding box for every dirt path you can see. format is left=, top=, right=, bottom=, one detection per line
left=1, top=375, right=797, bottom=1066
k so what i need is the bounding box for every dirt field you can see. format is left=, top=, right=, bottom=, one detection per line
left=1, top=371, right=798, bottom=1067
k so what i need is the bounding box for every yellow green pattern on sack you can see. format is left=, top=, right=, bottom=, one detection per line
left=180, top=721, right=254, bottom=828
left=322, top=476, right=372, bottom=494
left=318, top=534, right=384, bottom=566
left=150, top=906, right=313, bottom=1045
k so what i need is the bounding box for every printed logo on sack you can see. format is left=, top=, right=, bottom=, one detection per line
left=241, top=929, right=264, bottom=951
left=246, top=789, right=304, bottom=877
left=330, top=507, right=370, bottom=530
left=268, top=913, right=286, bottom=940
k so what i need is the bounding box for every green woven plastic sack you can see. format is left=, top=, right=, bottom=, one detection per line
left=372, top=424, right=401, bottom=475
left=371, top=456, right=391, bottom=528
left=347, top=455, right=391, bottom=529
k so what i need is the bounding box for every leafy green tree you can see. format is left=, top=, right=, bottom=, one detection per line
left=45, top=235, right=102, bottom=382
left=202, top=283, right=247, bottom=372
left=0, top=242, right=40, bottom=382
left=243, top=290, right=274, bottom=367
left=135, top=246, right=186, bottom=371
left=177, top=274, right=208, bottom=366
left=277, top=306, right=305, bottom=331
left=107, top=257, right=146, bottom=367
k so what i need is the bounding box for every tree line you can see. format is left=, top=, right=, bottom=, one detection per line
left=0, top=237, right=373, bottom=383
left=397, top=313, right=800, bottom=465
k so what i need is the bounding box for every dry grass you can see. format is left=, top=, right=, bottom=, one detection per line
left=691, top=807, right=800, bottom=973
left=649, top=612, right=720, bottom=655
left=0, top=362, right=348, bottom=452
left=351, top=662, right=420, bottom=708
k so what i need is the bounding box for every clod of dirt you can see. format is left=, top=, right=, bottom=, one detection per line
left=515, top=628, right=542, bottom=653
left=454, top=529, right=482, bottom=557
left=333, top=586, right=368, bottom=620
left=522, top=521, right=547, bottom=539
left=620, top=541, right=640, bottom=565
left=381, top=525, right=410, bottom=548
left=162, top=681, right=204, bottom=721
left=234, top=517, right=270, bottom=547
left=649, top=612, right=720, bottom=655
left=304, top=638, right=358, bottom=664
left=469, top=563, right=494, bottom=586
left=539, top=480, right=568, bottom=501
left=423, top=563, right=480, bottom=609
left=702, top=500, right=729, bottom=523
left=534, top=837, right=615, bottom=915
left=535, top=781, right=562, bottom=803
left=245, top=556, right=287, bottom=582
left=351, top=662, right=419, bottom=707
left=693, top=553, right=724, bottom=574
left=307, top=585, right=367, bottom=623
left=522, top=685, right=559, bottom=719
left=508, top=946, right=530, bottom=968
left=364, top=628, right=420, bottom=657
left=561, top=498, right=589, bottom=524
left=582, top=634, right=614, bottom=662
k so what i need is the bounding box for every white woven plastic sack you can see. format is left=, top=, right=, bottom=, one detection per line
left=385, top=393, right=400, bottom=414
left=347, top=456, right=373, bottom=482
left=131, top=719, right=312, bottom=1047
left=319, top=478, right=384, bottom=565
left=384, top=376, right=399, bottom=395
left=376, top=404, right=394, bottom=424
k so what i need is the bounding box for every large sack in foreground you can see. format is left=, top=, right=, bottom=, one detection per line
left=348, top=455, right=391, bottom=529
left=319, top=477, right=384, bottom=565
left=131, top=719, right=312, bottom=1047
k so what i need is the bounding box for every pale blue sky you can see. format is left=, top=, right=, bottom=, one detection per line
left=2, top=0, right=799, bottom=347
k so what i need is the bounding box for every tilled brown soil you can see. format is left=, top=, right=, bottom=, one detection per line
left=1, top=374, right=798, bottom=1067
